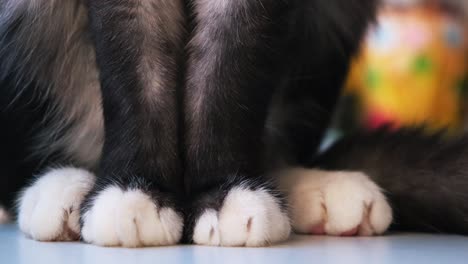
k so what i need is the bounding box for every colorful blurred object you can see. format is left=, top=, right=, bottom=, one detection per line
left=344, top=1, right=468, bottom=133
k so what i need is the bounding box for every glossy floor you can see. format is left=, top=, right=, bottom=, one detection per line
left=1, top=225, right=466, bottom=264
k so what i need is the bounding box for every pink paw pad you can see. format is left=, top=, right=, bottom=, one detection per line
left=309, top=224, right=325, bottom=235
left=340, top=227, right=359, bottom=237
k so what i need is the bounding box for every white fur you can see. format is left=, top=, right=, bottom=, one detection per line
left=0, top=206, right=10, bottom=224
left=138, top=0, right=184, bottom=102
left=196, top=0, right=243, bottom=17
left=188, top=0, right=252, bottom=116
left=278, top=168, right=392, bottom=236
left=81, top=186, right=183, bottom=247
left=17, top=167, right=95, bottom=241
left=193, top=187, right=291, bottom=247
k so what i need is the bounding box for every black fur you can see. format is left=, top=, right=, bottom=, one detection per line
left=80, top=0, right=187, bottom=225
left=181, top=0, right=378, bottom=241
left=0, top=0, right=380, bottom=244
left=0, top=75, right=69, bottom=208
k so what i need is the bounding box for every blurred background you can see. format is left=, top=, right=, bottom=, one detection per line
left=330, top=0, right=468, bottom=141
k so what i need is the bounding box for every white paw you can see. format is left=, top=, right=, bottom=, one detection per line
left=193, top=187, right=291, bottom=247
left=81, top=186, right=183, bottom=247
left=278, top=168, right=392, bottom=236
left=17, top=167, right=95, bottom=241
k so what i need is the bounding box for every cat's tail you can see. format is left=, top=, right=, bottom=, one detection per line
left=313, top=128, right=468, bottom=234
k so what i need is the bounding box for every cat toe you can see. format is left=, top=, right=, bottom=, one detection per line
left=81, top=186, right=183, bottom=247
left=17, top=167, right=95, bottom=241
left=192, top=186, right=291, bottom=247
left=0, top=206, right=11, bottom=224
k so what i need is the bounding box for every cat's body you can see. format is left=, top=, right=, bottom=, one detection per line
left=0, top=0, right=462, bottom=247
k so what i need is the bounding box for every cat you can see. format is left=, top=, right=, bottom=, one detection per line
left=0, top=0, right=395, bottom=247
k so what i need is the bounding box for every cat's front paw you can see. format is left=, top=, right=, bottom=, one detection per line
left=18, top=167, right=95, bottom=241
left=81, top=186, right=183, bottom=247
left=192, top=185, right=291, bottom=247
left=279, top=168, right=392, bottom=236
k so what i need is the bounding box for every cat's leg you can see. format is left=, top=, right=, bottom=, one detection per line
left=267, top=0, right=388, bottom=236
left=267, top=0, right=379, bottom=165
left=0, top=1, right=103, bottom=240
left=277, top=168, right=392, bottom=236
left=183, top=0, right=291, bottom=247
left=80, top=1, right=186, bottom=247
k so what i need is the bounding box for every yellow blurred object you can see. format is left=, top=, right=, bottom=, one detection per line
left=345, top=5, right=468, bottom=133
